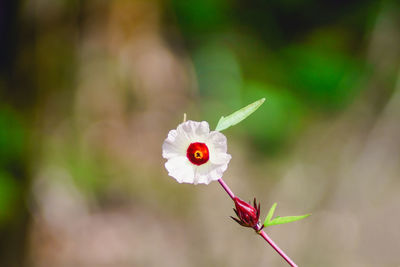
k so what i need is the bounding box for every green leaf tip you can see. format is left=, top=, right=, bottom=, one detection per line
left=264, top=202, right=277, bottom=226
left=215, top=98, right=266, bottom=132
left=263, top=202, right=311, bottom=228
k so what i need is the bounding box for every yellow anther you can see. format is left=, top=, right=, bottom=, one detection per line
left=194, top=151, right=203, bottom=159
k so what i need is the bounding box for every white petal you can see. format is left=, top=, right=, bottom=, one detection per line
left=177, top=120, right=209, bottom=142
left=194, top=121, right=210, bottom=137
left=162, top=129, right=189, bottom=159
left=210, top=152, right=231, bottom=165
left=208, top=131, right=228, bottom=153
left=165, top=156, right=195, bottom=183
left=194, top=162, right=229, bottom=185
left=194, top=164, right=214, bottom=185
left=207, top=131, right=231, bottom=165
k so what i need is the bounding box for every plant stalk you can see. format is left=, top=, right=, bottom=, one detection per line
left=258, top=230, right=298, bottom=267
left=217, top=178, right=298, bottom=267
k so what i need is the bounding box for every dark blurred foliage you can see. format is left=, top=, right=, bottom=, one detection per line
left=0, top=1, right=30, bottom=266
left=0, top=0, right=400, bottom=266
left=170, top=0, right=386, bottom=152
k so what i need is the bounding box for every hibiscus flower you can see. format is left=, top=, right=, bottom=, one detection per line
left=162, top=120, right=231, bottom=184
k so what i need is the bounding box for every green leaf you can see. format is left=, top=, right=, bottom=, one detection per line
left=266, top=214, right=311, bottom=227
left=215, top=98, right=265, bottom=131
left=263, top=202, right=311, bottom=227
left=263, top=202, right=277, bottom=226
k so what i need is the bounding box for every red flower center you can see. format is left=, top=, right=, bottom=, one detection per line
left=187, top=142, right=209, bottom=166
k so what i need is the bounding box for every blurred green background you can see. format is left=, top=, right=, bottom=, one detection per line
left=1, top=0, right=400, bottom=266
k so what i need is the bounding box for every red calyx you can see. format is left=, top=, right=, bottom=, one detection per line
left=231, top=196, right=263, bottom=232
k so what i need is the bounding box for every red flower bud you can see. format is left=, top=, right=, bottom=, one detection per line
left=231, top=196, right=263, bottom=232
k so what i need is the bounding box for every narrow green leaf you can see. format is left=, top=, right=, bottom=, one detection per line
left=263, top=202, right=277, bottom=226
left=215, top=98, right=266, bottom=131
left=267, top=214, right=311, bottom=227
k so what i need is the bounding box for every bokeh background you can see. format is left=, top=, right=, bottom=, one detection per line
left=1, top=0, right=400, bottom=266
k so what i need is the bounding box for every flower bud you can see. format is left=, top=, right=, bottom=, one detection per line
left=231, top=196, right=263, bottom=232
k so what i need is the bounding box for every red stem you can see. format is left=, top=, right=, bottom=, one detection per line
left=217, top=178, right=298, bottom=267
left=258, top=230, right=298, bottom=267
left=218, top=178, right=235, bottom=199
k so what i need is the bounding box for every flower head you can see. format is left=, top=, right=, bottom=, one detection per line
left=231, top=196, right=263, bottom=232
left=162, top=120, right=231, bottom=185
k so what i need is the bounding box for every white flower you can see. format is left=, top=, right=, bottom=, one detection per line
left=162, top=120, right=231, bottom=185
